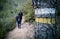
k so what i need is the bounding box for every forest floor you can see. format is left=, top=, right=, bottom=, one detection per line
left=5, top=16, right=35, bottom=39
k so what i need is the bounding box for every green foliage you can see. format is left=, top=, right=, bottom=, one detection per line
left=56, top=0, right=60, bottom=39
left=23, top=0, right=35, bottom=22
left=0, top=0, right=26, bottom=39
left=0, top=17, right=16, bottom=39
left=57, top=7, right=60, bottom=16
left=57, top=0, right=60, bottom=16
left=57, top=16, right=60, bottom=39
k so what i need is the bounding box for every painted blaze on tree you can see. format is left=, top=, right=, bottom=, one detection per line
left=32, top=0, right=57, bottom=24
left=32, top=0, right=57, bottom=39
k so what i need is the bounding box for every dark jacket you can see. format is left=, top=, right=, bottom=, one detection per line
left=16, top=11, right=23, bottom=22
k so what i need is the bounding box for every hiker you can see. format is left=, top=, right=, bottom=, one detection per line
left=16, top=11, right=23, bottom=28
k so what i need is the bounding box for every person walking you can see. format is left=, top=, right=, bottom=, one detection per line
left=16, top=11, right=23, bottom=28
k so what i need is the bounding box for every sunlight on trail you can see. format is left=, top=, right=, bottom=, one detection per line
left=5, top=23, right=35, bottom=39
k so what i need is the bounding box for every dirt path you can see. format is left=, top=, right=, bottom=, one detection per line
left=5, top=16, right=35, bottom=39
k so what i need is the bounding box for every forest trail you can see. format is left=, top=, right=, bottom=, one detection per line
left=5, top=16, right=35, bottom=39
